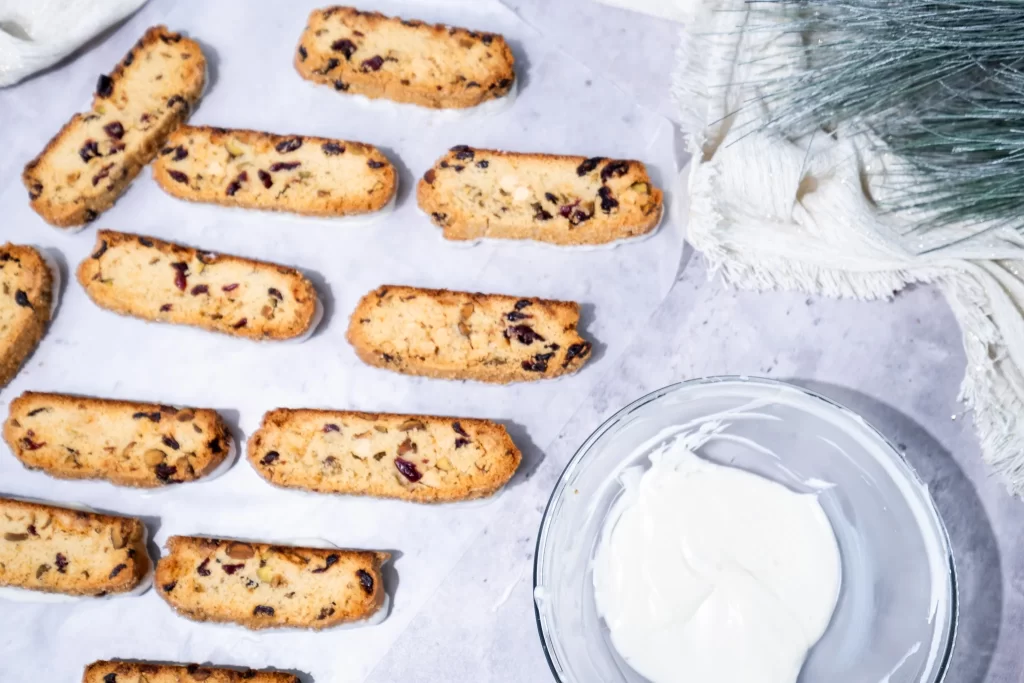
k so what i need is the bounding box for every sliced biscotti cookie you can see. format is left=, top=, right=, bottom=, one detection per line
left=0, top=245, right=54, bottom=389
left=0, top=496, right=149, bottom=597
left=248, top=409, right=521, bottom=502
left=77, top=231, right=319, bottom=341
left=295, top=6, right=515, bottom=109
left=4, top=392, right=231, bottom=488
left=22, top=26, right=206, bottom=228
left=418, top=147, right=664, bottom=245
left=156, top=536, right=388, bottom=630
left=347, top=285, right=593, bottom=383
left=84, top=661, right=299, bottom=683
left=152, top=125, right=396, bottom=216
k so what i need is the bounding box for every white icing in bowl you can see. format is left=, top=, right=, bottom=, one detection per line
left=533, top=377, right=957, bottom=683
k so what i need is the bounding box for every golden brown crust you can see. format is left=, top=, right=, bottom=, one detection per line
left=4, top=392, right=232, bottom=488
left=83, top=661, right=299, bottom=683
left=295, top=6, right=515, bottom=109
left=156, top=536, right=389, bottom=630
left=152, top=125, right=396, bottom=216
left=247, top=408, right=521, bottom=502
left=22, top=26, right=206, bottom=228
left=346, top=284, right=593, bottom=383
left=0, top=244, right=53, bottom=389
left=76, top=231, right=319, bottom=341
left=417, top=147, right=664, bottom=245
left=0, top=496, right=148, bottom=596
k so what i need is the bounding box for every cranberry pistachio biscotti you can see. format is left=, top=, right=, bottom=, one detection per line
left=0, top=496, right=149, bottom=597
left=4, top=392, right=232, bottom=488
left=418, top=147, right=664, bottom=245
left=248, top=409, right=521, bottom=502
left=0, top=244, right=54, bottom=388
left=152, top=125, right=396, bottom=216
left=84, top=662, right=298, bottom=683
left=77, top=231, right=320, bottom=340
left=295, top=6, right=515, bottom=109
left=156, top=536, right=388, bottom=630
left=347, top=285, right=593, bottom=382
left=23, top=26, right=206, bottom=228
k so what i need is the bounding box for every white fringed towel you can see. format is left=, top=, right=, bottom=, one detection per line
left=0, top=0, right=147, bottom=87
left=672, top=0, right=1024, bottom=493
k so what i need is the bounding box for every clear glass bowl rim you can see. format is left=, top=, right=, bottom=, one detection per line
left=532, top=375, right=959, bottom=683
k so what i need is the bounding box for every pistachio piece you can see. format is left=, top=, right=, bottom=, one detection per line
left=225, top=139, right=245, bottom=157
left=398, top=419, right=426, bottom=432
left=630, top=181, right=649, bottom=194
left=257, top=564, right=274, bottom=582
left=4, top=532, right=28, bottom=542
left=143, top=449, right=166, bottom=467
left=36, top=564, right=50, bottom=579
left=110, top=525, right=127, bottom=550
left=226, top=542, right=255, bottom=560
left=436, top=457, right=454, bottom=471
left=460, top=302, right=474, bottom=319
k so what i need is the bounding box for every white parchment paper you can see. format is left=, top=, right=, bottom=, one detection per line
left=0, top=0, right=681, bottom=680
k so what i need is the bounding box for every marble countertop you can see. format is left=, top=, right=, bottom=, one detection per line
left=1, top=0, right=1021, bottom=681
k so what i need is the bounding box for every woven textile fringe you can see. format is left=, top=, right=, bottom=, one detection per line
left=673, top=0, right=1024, bottom=493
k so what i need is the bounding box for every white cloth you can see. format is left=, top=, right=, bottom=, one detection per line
left=674, top=0, right=1024, bottom=493
left=0, top=0, right=147, bottom=87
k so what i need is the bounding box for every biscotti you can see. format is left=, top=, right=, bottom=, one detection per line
left=295, top=6, right=515, bottom=109
left=248, top=409, right=521, bottom=502
left=0, top=244, right=54, bottom=388
left=347, top=285, right=593, bottom=383
left=156, top=536, right=388, bottom=630
left=4, top=392, right=232, bottom=488
left=0, top=496, right=149, bottom=597
left=84, top=661, right=299, bottom=683
left=152, top=125, right=396, bottom=216
left=417, top=147, right=664, bottom=245
left=77, top=231, right=320, bottom=341
left=22, top=26, right=206, bottom=228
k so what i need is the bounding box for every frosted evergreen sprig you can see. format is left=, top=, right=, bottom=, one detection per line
left=745, top=0, right=1024, bottom=240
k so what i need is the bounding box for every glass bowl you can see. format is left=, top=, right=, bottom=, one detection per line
left=534, top=376, right=957, bottom=683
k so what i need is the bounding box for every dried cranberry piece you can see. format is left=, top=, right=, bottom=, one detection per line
left=514, top=299, right=533, bottom=311
left=311, top=554, right=339, bottom=573
left=84, top=209, right=98, bottom=223
left=27, top=181, right=43, bottom=200
left=523, top=352, right=555, bottom=372
left=316, top=58, right=340, bottom=75
left=455, top=437, right=470, bottom=449
left=332, top=38, right=357, bottom=59
left=576, top=157, right=602, bottom=176
left=91, top=240, right=108, bottom=259
left=258, top=169, right=272, bottom=188
left=483, top=34, right=494, bottom=45
left=451, top=145, right=475, bottom=161
left=317, top=606, right=336, bottom=620
left=334, top=79, right=349, bottom=91
left=216, top=284, right=237, bottom=294
left=232, top=318, right=248, bottom=329
left=570, top=208, right=592, bottom=226
left=368, top=159, right=385, bottom=169
left=395, top=457, right=422, bottom=482
left=476, top=160, right=489, bottom=168
left=166, top=95, right=188, bottom=111
left=268, top=287, right=283, bottom=300
left=155, top=463, right=177, bottom=482
left=360, top=55, right=384, bottom=72
left=208, top=437, right=223, bottom=454
left=226, top=171, right=248, bottom=196
left=253, top=605, right=275, bottom=616
left=79, top=140, right=100, bottom=163
left=222, top=563, right=244, bottom=575
left=356, top=569, right=374, bottom=594
left=104, top=121, right=125, bottom=139
left=55, top=553, right=69, bottom=573
left=20, top=436, right=45, bottom=450
left=323, top=423, right=340, bottom=433
left=452, top=164, right=465, bottom=172
left=159, top=33, right=181, bottom=44
left=173, top=146, right=188, bottom=161
left=298, top=45, right=308, bottom=61
left=133, top=411, right=161, bottom=422
left=598, top=186, right=619, bottom=213
left=195, top=559, right=212, bottom=576
left=168, top=170, right=189, bottom=184
left=260, top=451, right=279, bottom=465
left=269, top=162, right=300, bottom=172
left=104, top=674, right=117, bottom=683
left=275, top=137, right=303, bottom=153
left=506, top=310, right=531, bottom=321
left=162, top=581, right=177, bottom=593
left=171, top=262, right=188, bottom=291
left=600, top=160, right=630, bottom=181
left=452, top=422, right=469, bottom=437
left=545, top=192, right=558, bottom=204
left=160, top=304, right=172, bottom=312
left=322, top=142, right=345, bottom=155
left=431, top=212, right=448, bottom=225
left=563, top=342, right=592, bottom=367
left=92, top=163, right=115, bottom=186
left=96, top=74, right=113, bottom=98
left=14, top=290, right=31, bottom=308
left=162, top=435, right=180, bottom=450
left=505, top=324, right=545, bottom=345
left=139, top=237, right=154, bottom=247
left=109, top=563, right=127, bottom=579
left=532, top=203, right=553, bottom=221
left=423, top=169, right=437, bottom=184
